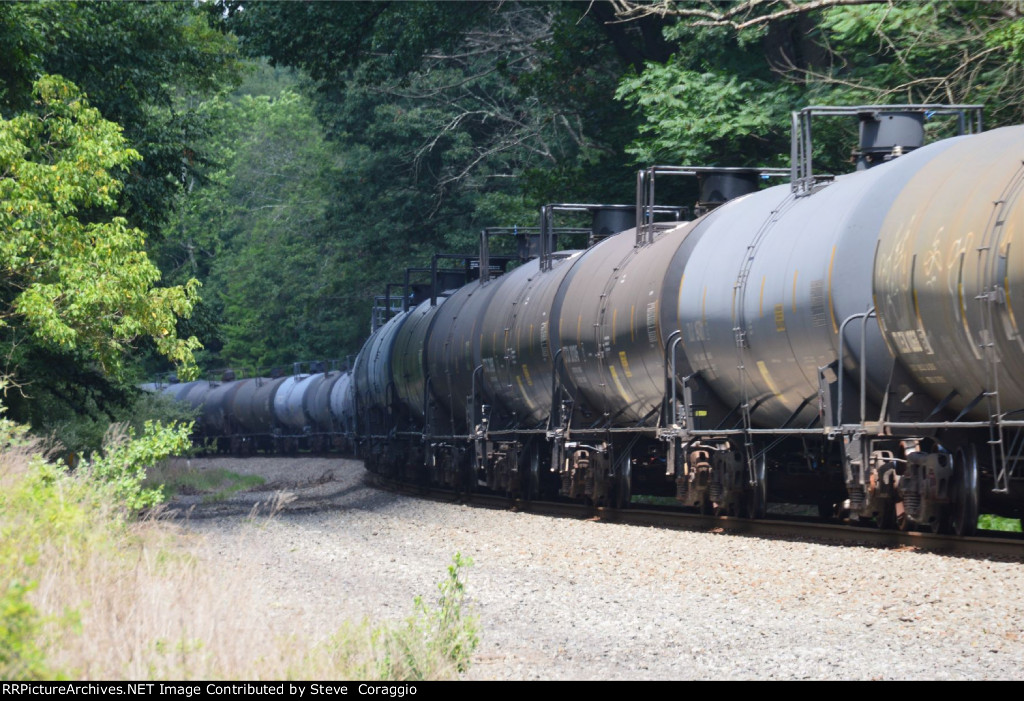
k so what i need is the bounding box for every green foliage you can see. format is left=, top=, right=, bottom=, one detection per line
left=0, top=386, right=30, bottom=449
left=978, top=514, right=1023, bottom=533
left=988, top=18, right=1024, bottom=64
left=0, top=419, right=95, bottom=680
left=617, top=1, right=1024, bottom=171
left=315, top=553, right=479, bottom=680
left=82, top=420, right=193, bottom=514
left=0, top=1, right=245, bottom=233
left=217, top=1, right=489, bottom=87
left=2, top=390, right=476, bottom=679
left=0, top=75, right=201, bottom=386
left=0, top=580, right=51, bottom=680
left=811, top=1, right=1024, bottom=119
left=0, top=2, right=245, bottom=432
left=159, top=69, right=349, bottom=369
left=195, top=3, right=649, bottom=362
left=408, top=552, right=479, bottom=674
left=37, top=388, right=198, bottom=466
left=0, top=402, right=171, bottom=678
left=614, top=17, right=796, bottom=167
left=0, top=398, right=190, bottom=680
left=617, top=60, right=792, bottom=165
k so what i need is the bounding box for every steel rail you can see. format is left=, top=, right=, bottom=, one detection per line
left=366, top=472, right=1024, bottom=559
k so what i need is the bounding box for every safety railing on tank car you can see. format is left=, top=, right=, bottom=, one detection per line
left=635, top=166, right=788, bottom=246
left=537, top=204, right=646, bottom=272
left=478, top=225, right=589, bottom=281
left=790, top=104, right=984, bottom=196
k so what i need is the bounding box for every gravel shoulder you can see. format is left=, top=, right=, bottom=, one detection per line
left=168, top=456, right=1024, bottom=680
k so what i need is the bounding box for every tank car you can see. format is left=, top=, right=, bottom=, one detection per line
left=352, top=104, right=1024, bottom=535
left=160, top=103, right=1024, bottom=536
left=155, top=362, right=358, bottom=455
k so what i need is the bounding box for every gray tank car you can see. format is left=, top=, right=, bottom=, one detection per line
left=162, top=105, right=1024, bottom=536
left=349, top=105, right=1024, bottom=535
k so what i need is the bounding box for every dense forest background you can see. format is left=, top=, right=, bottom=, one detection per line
left=2, top=0, right=1024, bottom=441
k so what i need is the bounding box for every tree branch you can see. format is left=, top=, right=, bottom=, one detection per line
left=610, top=0, right=894, bottom=30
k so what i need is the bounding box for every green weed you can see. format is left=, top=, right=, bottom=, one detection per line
left=145, top=463, right=265, bottom=502
left=978, top=514, right=1023, bottom=533
left=0, top=581, right=51, bottom=680
left=310, top=554, right=479, bottom=680
left=82, top=421, right=194, bottom=514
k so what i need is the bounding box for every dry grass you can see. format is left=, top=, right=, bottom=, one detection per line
left=1, top=431, right=477, bottom=680
left=33, top=520, right=280, bottom=679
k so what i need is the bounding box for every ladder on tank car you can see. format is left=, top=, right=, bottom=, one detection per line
left=977, top=161, right=1024, bottom=493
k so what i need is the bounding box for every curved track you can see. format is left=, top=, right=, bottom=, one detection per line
left=366, top=473, right=1024, bottom=560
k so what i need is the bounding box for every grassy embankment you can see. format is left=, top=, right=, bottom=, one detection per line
left=0, top=412, right=478, bottom=680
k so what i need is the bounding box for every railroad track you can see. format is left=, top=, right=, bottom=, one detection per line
left=366, top=473, right=1024, bottom=560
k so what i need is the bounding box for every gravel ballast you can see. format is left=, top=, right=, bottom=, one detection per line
left=172, top=456, right=1024, bottom=680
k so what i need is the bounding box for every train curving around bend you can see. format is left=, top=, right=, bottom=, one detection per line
left=160, top=105, right=1024, bottom=535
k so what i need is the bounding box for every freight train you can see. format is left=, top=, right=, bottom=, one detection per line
left=159, top=104, right=1024, bottom=536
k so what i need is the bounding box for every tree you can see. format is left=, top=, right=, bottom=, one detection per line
left=0, top=76, right=200, bottom=389
left=609, top=0, right=891, bottom=30
left=614, top=1, right=1024, bottom=169
left=204, top=2, right=657, bottom=357
left=160, top=71, right=349, bottom=370
left=0, top=1, right=245, bottom=233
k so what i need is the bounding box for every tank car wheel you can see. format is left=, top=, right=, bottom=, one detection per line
left=946, top=445, right=979, bottom=536
left=458, top=453, right=476, bottom=497
left=894, top=500, right=917, bottom=532
left=817, top=501, right=835, bottom=521
left=875, top=500, right=897, bottom=530
left=745, top=451, right=767, bottom=519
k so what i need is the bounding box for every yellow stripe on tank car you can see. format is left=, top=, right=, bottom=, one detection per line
left=678, top=274, right=685, bottom=330
left=619, top=351, right=633, bottom=378
left=774, top=304, right=786, bottom=333
left=630, top=304, right=636, bottom=342
left=757, top=360, right=784, bottom=401
left=1007, top=268, right=1019, bottom=343
left=609, top=364, right=631, bottom=405
left=522, top=364, right=533, bottom=387
left=792, top=270, right=798, bottom=314
left=871, top=240, right=896, bottom=358
left=759, top=275, right=766, bottom=318
left=612, top=308, right=617, bottom=346
left=515, top=376, right=536, bottom=411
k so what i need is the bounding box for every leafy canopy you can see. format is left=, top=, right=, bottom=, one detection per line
left=0, top=76, right=200, bottom=383
left=615, top=1, right=1024, bottom=168
left=202, top=3, right=652, bottom=359
left=0, top=1, right=246, bottom=234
